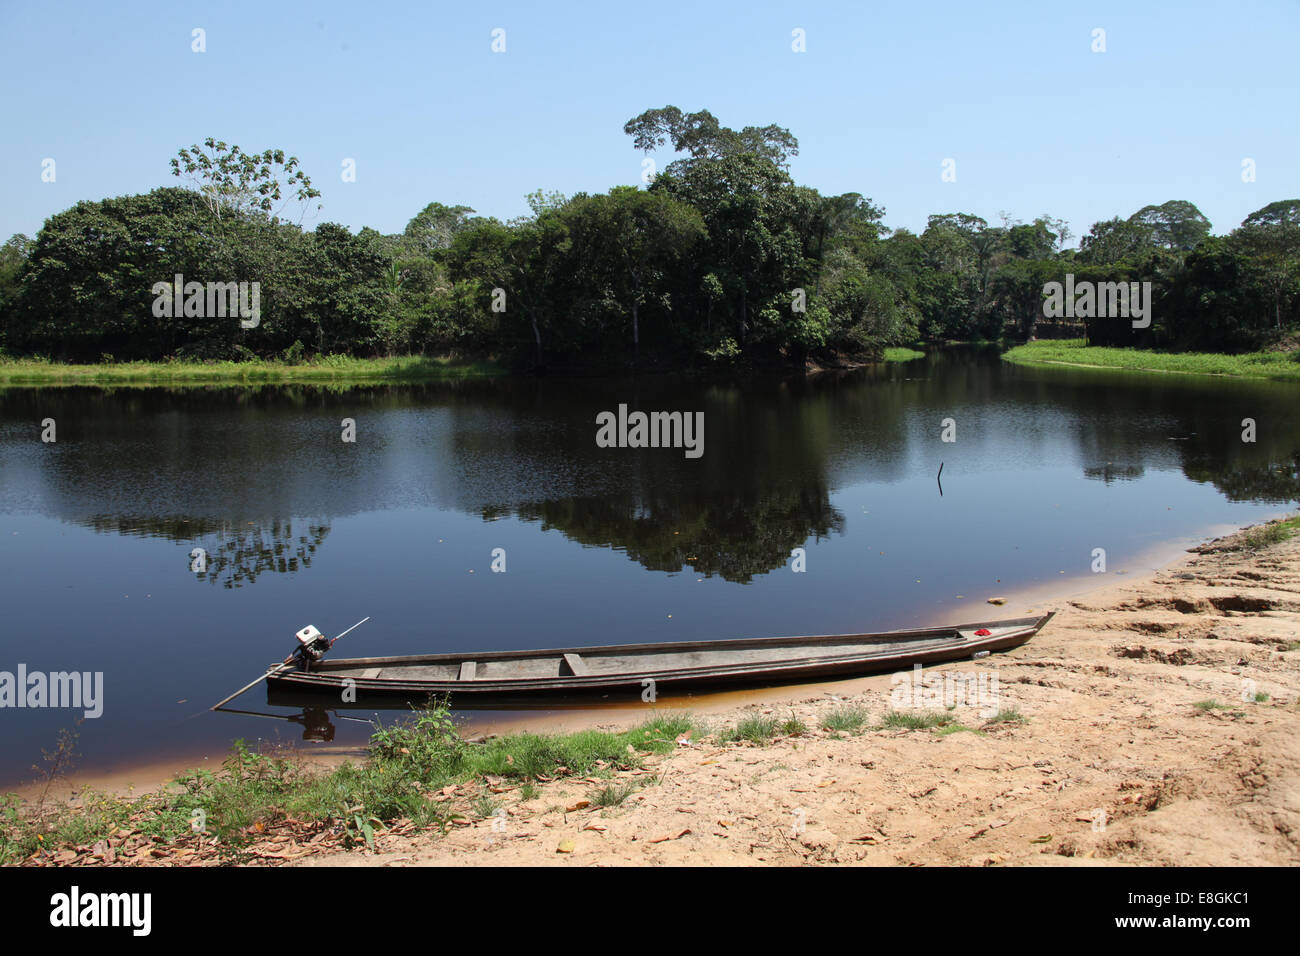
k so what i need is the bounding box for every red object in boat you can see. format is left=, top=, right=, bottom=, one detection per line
left=974, top=628, right=992, bottom=636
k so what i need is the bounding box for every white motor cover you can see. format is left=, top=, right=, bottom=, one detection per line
left=296, top=625, right=324, bottom=646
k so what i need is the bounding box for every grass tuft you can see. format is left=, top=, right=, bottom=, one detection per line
left=879, top=710, right=955, bottom=731
left=823, top=705, right=871, bottom=734
left=717, top=715, right=779, bottom=744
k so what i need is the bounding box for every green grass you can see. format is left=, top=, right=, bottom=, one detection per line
left=589, top=780, right=640, bottom=808
left=1192, top=699, right=1237, bottom=713
left=822, top=705, right=872, bottom=735
left=883, top=347, right=926, bottom=362
left=935, top=723, right=985, bottom=737
left=716, top=715, right=780, bottom=744
left=984, top=707, right=1027, bottom=725
left=0, top=354, right=507, bottom=387
left=1237, top=515, right=1300, bottom=551
left=879, top=710, right=958, bottom=731
left=778, top=714, right=808, bottom=736
left=0, top=704, right=699, bottom=865
left=1002, top=339, right=1300, bottom=382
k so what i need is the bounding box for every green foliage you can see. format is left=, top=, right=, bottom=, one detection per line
left=717, top=715, right=779, bottom=743
left=822, top=705, right=871, bottom=734
left=170, top=137, right=321, bottom=224
left=1237, top=515, right=1300, bottom=549
left=880, top=710, right=957, bottom=730
left=0, top=703, right=710, bottom=863
left=1, top=123, right=1295, bottom=366
left=1002, top=339, right=1300, bottom=382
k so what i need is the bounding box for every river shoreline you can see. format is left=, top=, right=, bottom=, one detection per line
left=7, top=517, right=1261, bottom=800
left=1002, top=339, right=1300, bottom=381
left=313, top=514, right=1299, bottom=866
left=0, top=355, right=508, bottom=387
left=0, top=348, right=926, bottom=389
left=11, top=512, right=1300, bottom=866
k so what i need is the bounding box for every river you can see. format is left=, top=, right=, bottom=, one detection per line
left=0, top=348, right=1296, bottom=785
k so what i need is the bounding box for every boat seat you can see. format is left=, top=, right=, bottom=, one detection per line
left=562, top=653, right=589, bottom=676
left=458, top=661, right=477, bottom=681
left=359, top=667, right=383, bottom=679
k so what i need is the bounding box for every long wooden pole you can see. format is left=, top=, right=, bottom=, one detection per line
left=328, top=616, right=371, bottom=647
left=209, top=666, right=283, bottom=711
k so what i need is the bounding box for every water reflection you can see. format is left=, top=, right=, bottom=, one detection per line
left=2, top=350, right=1299, bottom=784
left=213, top=705, right=376, bottom=742
left=2, top=352, right=1298, bottom=589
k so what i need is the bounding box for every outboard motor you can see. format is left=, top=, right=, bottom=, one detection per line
left=294, top=625, right=331, bottom=666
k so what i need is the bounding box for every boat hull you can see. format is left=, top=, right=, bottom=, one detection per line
left=265, top=612, right=1052, bottom=707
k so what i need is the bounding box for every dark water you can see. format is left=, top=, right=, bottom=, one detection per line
left=1, top=349, right=1297, bottom=785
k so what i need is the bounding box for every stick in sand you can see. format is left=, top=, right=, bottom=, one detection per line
left=209, top=616, right=370, bottom=710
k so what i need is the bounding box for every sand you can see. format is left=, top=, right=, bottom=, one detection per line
left=293, top=519, right=1300, bottom=867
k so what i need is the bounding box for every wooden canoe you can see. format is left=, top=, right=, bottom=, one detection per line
left=264, top=612, right=1052, bottom=705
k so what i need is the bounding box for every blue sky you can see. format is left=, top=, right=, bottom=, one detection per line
left=1, top=0, right=1295, bottom=245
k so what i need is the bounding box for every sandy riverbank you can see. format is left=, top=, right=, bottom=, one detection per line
left=291, top=518, right=1300, bottom=867
left=17, top=516, right=1300, bottom=866
left=15, top=520, right=1241, bottom=804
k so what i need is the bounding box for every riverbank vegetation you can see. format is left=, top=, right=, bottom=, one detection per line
left=1003, top=339, right=1300, bottom=382
left=0, top=354, right=505, bottom=386
left=2, top=108, right=1294, bottom=374
left=1, top=705, right=701, bottom=865
left=1, top=697, right=1016, bottom=866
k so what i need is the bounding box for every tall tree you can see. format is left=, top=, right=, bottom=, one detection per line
left=565, top=186, right=706, bottom=357
left=170, top=138, right=321, bottom=226
left=402, top=202, right=476, bottom=256
left=1233, top=199, right=1300, bottom=329
left=1128, top=200, right=1211, bottom=252
left=624, top=106, right=799, bottom=170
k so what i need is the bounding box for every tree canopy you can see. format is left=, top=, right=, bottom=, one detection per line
left=2, top=116, right=1296, bottom=363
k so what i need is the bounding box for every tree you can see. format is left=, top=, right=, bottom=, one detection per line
left=647, top=149, right=810, bottom=352
left=1162, top=237, right=1271, bottom=350
left=1233, top=199, right=1300, bottom=329
left=402, top=202, right=476, bottom=256
left=11, top=188, right=230, bottom=358
left=447, top=212, right=573, bottom=366
left=0, top=234, right=33, bottom=346
left=624, top=106, right=799, bottom=170
left=170, top=138, right=321, bottom=226
left=1079, top=217, right=1153, bottom=265
left=564, top=187, right=706, bottom=357
left=1005, top=217, right=1059, bottom=260
left=1128, top=200, right=1211, bottom=252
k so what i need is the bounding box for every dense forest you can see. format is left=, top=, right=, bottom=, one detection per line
left=1, top=107, right=1297, bottom=367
